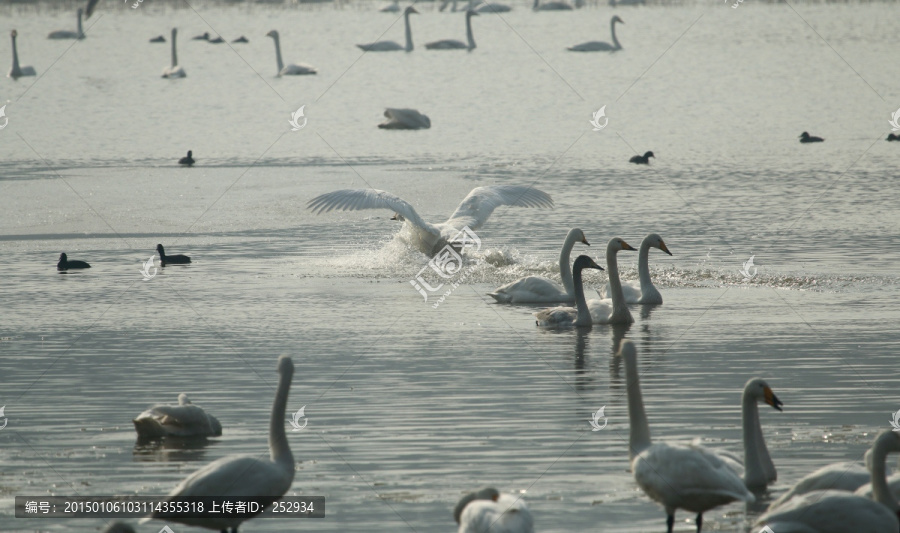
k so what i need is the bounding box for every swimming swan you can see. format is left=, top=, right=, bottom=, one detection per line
left=619, top=340, right=755, bottom=533
left=57, top=253, right=90, bottom=270
left=533, top=255, right=604, bottom=328
left=599, top=233, right=671, bottom=304
left=358, top=6, right=418, bottom=51
left=133, top=393, right=222, bottom=439
left=476, top=1, right=512, bottom=12
left=156, top=244, right=191, bottom=265
left=568, top=15, right=623, bottom=51
left=307, top=185, right=553, bottom=255
left=629, top=151, right=654, bottom=164
left=140, top=355, right=296, bottom=532
left=454, top=488, right=535, bottom=533
left=161, top=28, right=185, bottom=78
left=378, top=108, right=431, bottom=129
left=489, top=228, right=590, bottom=303
left=586, top=237, right=636, bottom=324
left=8, top=30, right=37, bottom=80
left=426, top=10, right=478, bottom=50
left=756, top=430, right=900, bottom=533
left=266, top=30, right=317, bottom=76
left=533, top=0, right=573, bottom=10
left=48, top=8, right=85, bottom=40
left=799, top=131, right=824, bottom=143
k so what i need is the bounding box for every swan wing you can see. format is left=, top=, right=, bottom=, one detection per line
left=447, top=185, right=553, bottom=231
left=358, top=41, right=404, bottom=51
left=533, top=305, right=576, bottom=327
left=587, top=297, right=612, bottom=323
left=768, top=462, right=871, bottom=510
left=157, top=455, right=293, bottom=502
left=489, top=276, right=569, bottom=303
left=383, top=108, right=431, bottom=129
left=426, top=39, right=467, bottom=49
left=134, top=404, right=219, bottom=437
left=282, top=63, right=317, bottom=75
left=757, top=490, right=899, bottom=533
left=307, top=188, right=440, bottom=237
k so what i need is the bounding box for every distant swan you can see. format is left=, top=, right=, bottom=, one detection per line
left=232, top=36, right=249, bottom=43
left=426, top=10, right=478, bottom=50
left=266, top=30, right=317, bottom=76
left=149, top=35, right=166, bottom=43
left=629, top=151, right=654, bottom=164
left=489, top=228, right=590, bottom=303
left=380, top=0, right=401, bottom=12
left=756, top=430, right=900, bottom=533
left=8, top=30, right=37, bottom=80
left=57, top=253, right=90, bottom=270
left=48, top=8, right=85, bottom=40
left=533, top=255, right=604, bottom=328
left=208, top=35, right=224, bottom=44
left=454, top=488, right=535, bottom=533
left=599, top=233, right=671, bottom=304
left=178, top=150, right=194, bottom=166
left=156, top=243, right=191, bottom=265
left=476, top=1, right=512, bottom=12
left=140, top=356, right=296, bottom=532
left=358, top=6, right=418, bottom=51
left=378, top=108, right=431, bottom=129
left=133, top=393, right=222, bottom=439
left=799, top=131, right=823, bottom=143
left=568, top=15, right=623, bottom=51
left=586, top=237, right=636, bottom=324
left=307, top=185, right=553, bottom=255
left=161, top=28, right=185, bottom=78
left=192, top=32, right=210, bottom=41
left=533, top=0, right=574, bottom=10
left=619, top=339, right=755, bottom=533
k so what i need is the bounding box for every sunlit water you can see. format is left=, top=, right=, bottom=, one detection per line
left=1, top=1, right=899, bottom=532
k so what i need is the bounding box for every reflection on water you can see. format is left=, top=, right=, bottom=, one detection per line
left=132, top=437, right=221, bottom=464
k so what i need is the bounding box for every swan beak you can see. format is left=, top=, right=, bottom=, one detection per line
left=589, top=258, right=604, bottom=271
left=659, top=241, right=672, bottom=256
left=764, top=387, right=783, bottom=412
left=621, top=241, right=636, bottom=251
left=582, top=237, right=590, bottom=246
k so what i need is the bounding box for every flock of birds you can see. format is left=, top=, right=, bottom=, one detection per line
left=56, top=244, right=189, bottom=271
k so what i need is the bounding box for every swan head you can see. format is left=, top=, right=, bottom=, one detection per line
left=11, top=29, right=17, bottom=38
left=646, top=233, right=672, bottom=256
left=453, top=487, right=499, bottom=523
left=612, top=15, right=624, bottom=24
left=177, top=393, right=192, bottom=405
left=266, top=30, right=279, bottom=39
left=278, top=354, right=294, bottom=376
left=573, top=254, right=604, bottom=272
left=608, top=237, right=636, bottom=253
left=404, top=6, right=419, bottom=15
left=744, top=378, right=783, bottom=411
left=569, top=228, right=590, bottom=246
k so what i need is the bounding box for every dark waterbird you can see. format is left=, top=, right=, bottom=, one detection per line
left=887, top=133, right=900, bottom=141
left=232, top=36, right=249, bottom=43
left=149, top=35, right=166, bottom=43
left=156, top=244, right=191, bottom=266
left=57, top=253, right=90, bottom=270
left=799, top=131, right=824, bottom=143
left=178, top=150, right=194, bottom=166
left=630, top=151, right=654, bottom=164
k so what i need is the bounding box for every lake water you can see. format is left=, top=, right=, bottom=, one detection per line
left=2, top=0, right=899, bottom=532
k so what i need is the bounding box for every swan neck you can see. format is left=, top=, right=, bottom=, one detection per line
left=269, top=368, right=294, bottom=466
left=611, top=18, right=621, bottom=49
left=77, top=11, right=83, bottom=38
left=623, top=350, right=652, bottom=460
left=606, top=246, right=627, bottom=312
left=272, top=34, right=284, bottom=72
left=637, top=240, right=653, bottom=292
left=741, top=392, right=767, bottom=488
left=404, top=11, right=414, bottom=51
left=11, top=33, right=20, bottom=72
left=170, top=30, right=178, bottom=67
left=466, top=13, right=476, bottom=50
left=869, top=438, right=897, bottom=510
left=559, top=232, right=579, bottom=295
left=572, top=265, right=591, bottom=327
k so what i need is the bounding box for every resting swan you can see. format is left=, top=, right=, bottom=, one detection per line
left=568, top=15, right=623, bottom=52
left=266, top=30, right=317, bottom=76
left=756, top=430, right=900, bottom=533
left=489, top=228, right=590, bottom=303
left=586, top=238, right=636, bottom=324
left=378, top=108, right=431, bottom=129
left=133, top=393, right=222, bottom=439
left=476, top=1, right=512, bottom=12
left=454, top=488, right=535, bottom=533
left=307, top=185, right=553, bottom=256
left=533, top=0, right=573, bottom=10
left=161, top=28, right=185, bottom=78
left=598, top=233, right=671, bottom=304
left=358, top=6, right=418, bottom=51
left=48, top=8, right=85, bottom=40
left=426, top=10, right=478, bottom=50
left=619, top=340, right=755, bottom=533
left=140, top=355, right=296, bottom=532
left=533, top=255, right=604, bottom=328
left=8, top=30, right=37, bottom=80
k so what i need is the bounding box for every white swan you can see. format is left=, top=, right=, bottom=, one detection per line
left=266, top=30, right=317, bottom=76
left=426, top=10, right=478, bottom=50
left=454, top=488, right=535, bottom=533
left=568, top=15, right=623, bottom=51
left=8, top=30, right=36, bottom=80
left=756, top=430, right=900, bottom=533
left=380, top=0, right=401, bottom=12
left=489, top=228, right=590, bottom=303
left=534, top=255, right=604, bottom=328
left=48, top=8, right=85, bottom=40
left=358, top=6, right=418, bottom=51
left=619, top=340, right=755, bottom=533
left=533, top=0, right=574, bottom=11
left=161, top=28, right=185, bottom=79
left=586, top=238, right=636, bottom=324
left=378, top=108, right=431, bottom=129
left=140, top=355, right=296, bottom=532
left=768, top=448, right=889, bottom=509
left=133, top=393, right=222, bottom=439
left=307, top=185, right=553, bottom=256
left=598, top=233, right=671, bottom=304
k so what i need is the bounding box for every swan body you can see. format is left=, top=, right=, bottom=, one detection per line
left=8, top=30, right=37, bottom=79
left=378, top=108, right=431, bottom=129
left=133, top=393, right=222, bottom=439
left=854, top=472, right=900, bottom=500
left=380, top=0, right=401, bottom=12
left=358, top=6, right=418, bottom=51
left=57, top=253, right=90, bottom=270
left=178, top=150, right=194, bottom=166
left=630, top=151, right=654, bottom=164
left=455, top=488, right=535, bottom=533
left=208, top=35, right=225, bottom=44
left=586, top=238, right=636, bottom=324
left=489, top=228, right=589, bottom=303
left=799, top=131, right=824, bottom=143
left=756, top=430, right=900, bottom=533
left=161, top=28, right=185, bottom=78
left=232, top=36, right=249, bottom=43
left=887, top=133, right=900, bottom=141
left=619, top=340, right=755, bottom=533
left=426, top=10, right=478, bottom=50
left=48, top=8, right=85, bottom=39
left=102, top=522, right=136, bottom=533
left=533, top=0, right=574, bottom=10
left=156, top=243, right=191, bottom=265
left=308, top=185, right=553, bottom=256
left=192, top=32, right=210, bottom=41
left=599, top=233, right=671, bottom=304
left=266, top=30, right=317, bottom=76
left=767, top=449, right=887, bottom=509
left=149, top=35, right=166, bottom=43
left=568, top=15, right=623, bottom=52
left=141, top=355, right=296, bottom=532
left=475, top=1, right=512, bottom=12
left=534, top=255, right=604, bottom=328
